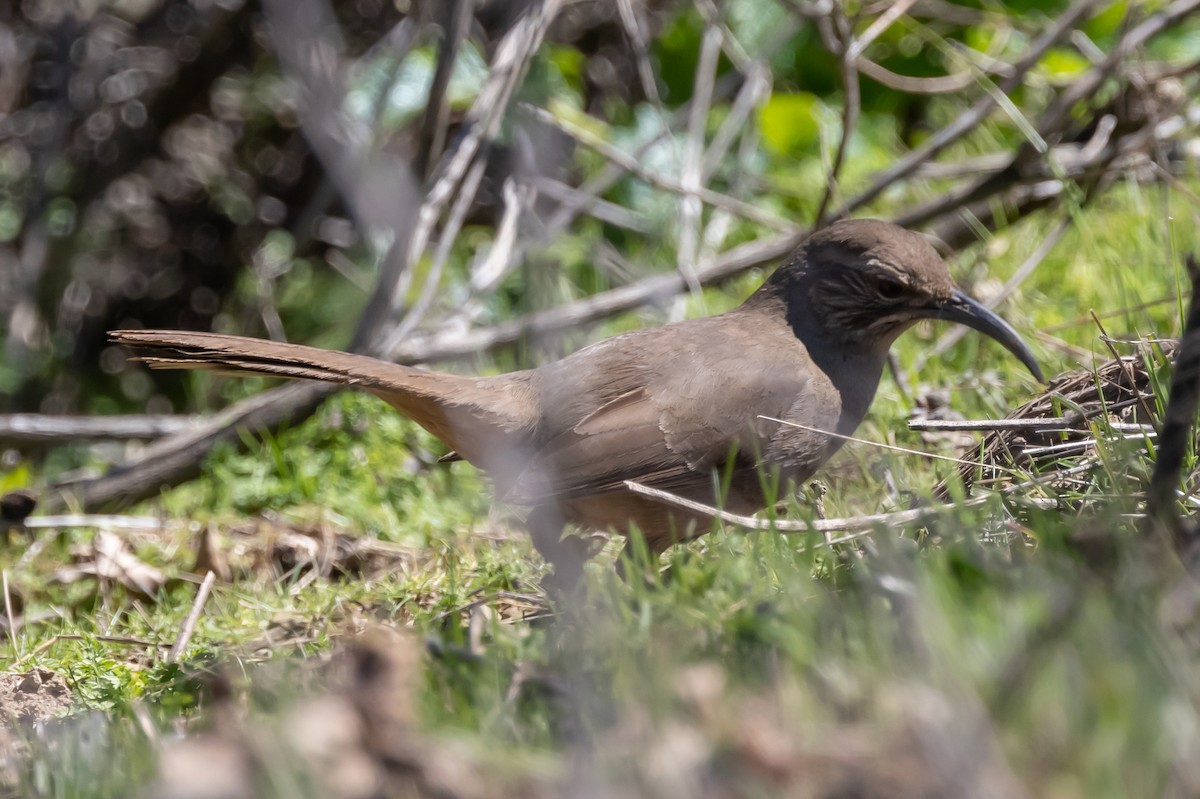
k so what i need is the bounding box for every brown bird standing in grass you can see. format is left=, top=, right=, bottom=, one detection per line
left=113, top=219, right=1042, bottom=586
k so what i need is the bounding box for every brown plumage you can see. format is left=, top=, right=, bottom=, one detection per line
left=112, top=219, right=1042, bottom=584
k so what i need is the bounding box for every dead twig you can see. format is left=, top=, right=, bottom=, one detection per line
left=383, top=231, right=805, bottom=363
left=521, top=104, right=799, bottom=234
left=49, top=382, right=333, bottom=512
left=529, top=177, right=652, bottom=232
left=23, top=514, right=174, bottom=531
left=169, top=570, right=217, bottom=663
left=377, top=0, right=564, bottom=359
left=908, top=418, right=1153, bottom=433
left=415, top=0, right=472, bottom=181
left=836, top=0, right=1100, bottom=218
left=2, top=572, right=16, bottom=656
left=677, top=18, right=723, bottom=290
left=855, top=57, right=975, bottom=94
left=616, top=0, right=663, bottom=108
left=624, top=478, right=997, bottom=536
left=390, top=150, right=492, bottom=346
left=701, top=63, right=771, bottom=181
left=0, top=414, right=199, bottom=445
left=13, top=633, right=171, bottom=672
left=815, top=5, right=862, bottom=226
left=936, top=341, right=1173, bottom=501
left=1146, top=255, right=1200, bottom=554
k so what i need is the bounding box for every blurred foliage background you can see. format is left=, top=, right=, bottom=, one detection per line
left=3, top=0, right=1186, bottom=419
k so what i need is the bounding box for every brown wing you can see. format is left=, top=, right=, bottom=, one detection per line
left=505, top=357, right=817, bottom=504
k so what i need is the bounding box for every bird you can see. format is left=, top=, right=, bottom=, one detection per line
left=112, top=219, right=1043, bottom=586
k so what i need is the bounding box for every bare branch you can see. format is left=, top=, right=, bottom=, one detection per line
left=856, top=57, right=975, bottom=94
left=377, top=0, right=564, bottom=359
left=168, top=570, right=217, bottom=663
left=835, top=0, right=1100, bottom=219
left=815, top=6, right=862, bottom=227
left=616, top=0, right=663, bottom=107
left=522, top=104, right=799, bottom=233
left=702, top=63, right=771, bottom=181
left=415, top=0, right=473, bottom=181
left=678, top=21, right=723, bottom=289
left=847, top=0, right=918, bottom=61
left=624, top=478, right=998, bottom=535
left=0, top=414, right=199, bottom=445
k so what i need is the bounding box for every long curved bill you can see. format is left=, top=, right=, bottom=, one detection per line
left=928, top=290, right=1045, bottom=383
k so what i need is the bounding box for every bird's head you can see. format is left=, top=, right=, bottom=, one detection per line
left=758, top=218, right=1044, bottom=382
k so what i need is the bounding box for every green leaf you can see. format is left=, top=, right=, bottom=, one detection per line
left=0, top=463, right=30, bottom=493
left=1038, top=48, right=1092, bottom=82
left=1084, top=1, right=1129, bottom=41
left=758, top=92, right=822, bottom=157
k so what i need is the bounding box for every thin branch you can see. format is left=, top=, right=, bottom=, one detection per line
left=701, top=63, right=771, bottom=181
left=24, top=515, right=174, bottom=531
left=470, top=179, right=531, bottom=293
left=815, top=6, right=862, bottom=226
left=757, top=415, right=1026, bottom=475
left=377, top=0, right=563, bottom=360
left=169, top=570, right=216, bottom=663
left=415, top=0, right=472, bottom=181
left=0, top=414, right=199, bottom=444
left=392, top=150, right=491, bottom=344
left=49, top=382, right=334, bottom=512
left=616, top=0, right=663, bottom=107
left=382, top=230, right=805, bottom=364
left=538, top=37, right=796, bottom=248
left=2, top=572, right=16, bottom=656
left=1036, top=0, right=1200, bottom=138
left=912, top=153, right=1012, bottom=179
left=908, top=418, right=1154, bottom=433
left=856, top=57, right=975, bottom=94
left=13, top=634, right=171, bottom=672
left=678, top=21, right=723, bottom=289
left=699, top=0, right=753, bottom=71
left=522, top=104, right=799, bottom=233
left=262, top=0, right=419, bottom=266
left=899, top=5, right=1198, bottom=237
left=624, top=478, right=996, bottom=534
left=1147, top=255, right=1200, bottom=535
left=835, top=0, right=1100, bottom=218
left=847, top=0, right=918, bottom=61
left=529, top=177, right=651, bottom=232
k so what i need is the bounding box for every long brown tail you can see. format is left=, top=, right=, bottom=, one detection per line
left=113, top=329, right=453, bottom=392
left=110, top=330, right=536, bottom=467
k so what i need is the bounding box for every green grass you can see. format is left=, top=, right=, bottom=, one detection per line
left=3, top=182, right=1199, bottom=796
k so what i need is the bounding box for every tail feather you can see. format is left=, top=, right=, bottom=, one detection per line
left=112, top=330, right=431, bottom=392
left=110, top=330, right=536, bottom=468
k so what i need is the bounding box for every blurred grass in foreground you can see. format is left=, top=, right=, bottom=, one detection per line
left=3, top=178, right=1200, bottom=799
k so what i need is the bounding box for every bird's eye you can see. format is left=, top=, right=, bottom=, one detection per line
left=875, top=278, right=907, bottom=300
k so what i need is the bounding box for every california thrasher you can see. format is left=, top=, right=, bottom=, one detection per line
left=112, top=219, right=1042, bottom=583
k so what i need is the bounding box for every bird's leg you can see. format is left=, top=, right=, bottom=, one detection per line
left=525, top=505, right=588, bottom=597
